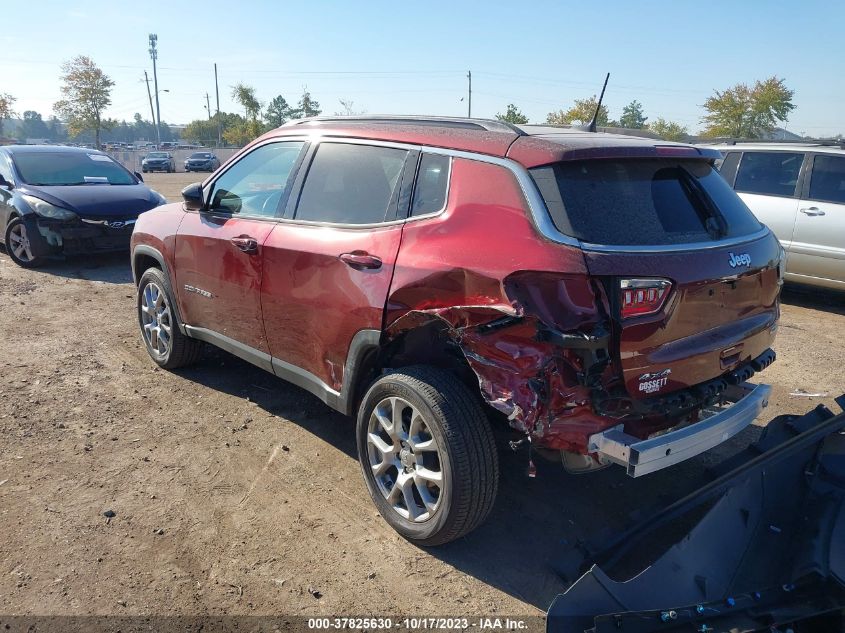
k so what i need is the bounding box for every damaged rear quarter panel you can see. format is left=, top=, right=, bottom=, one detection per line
left=385, top=157, right=620, bottom=453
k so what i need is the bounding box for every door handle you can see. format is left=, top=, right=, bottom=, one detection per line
left=800, top=207, right=825, bottom=216
left=339, top=252, right=382, bottom=270
left=230, top=235, right=258, bottom=253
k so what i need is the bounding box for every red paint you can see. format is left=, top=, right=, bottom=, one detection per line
left=261, top=222, right=403, bottom=391
left=132, top=121, right=781, bottom=458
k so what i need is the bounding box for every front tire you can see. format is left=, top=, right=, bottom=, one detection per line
left=4, top=217, right=44, bottom=268
left=356, top=366, right=499, bottom=546
left=137, top=267, right=203, bottom=369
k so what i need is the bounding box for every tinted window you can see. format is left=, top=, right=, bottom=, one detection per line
left=13, top=151, right=136, bottom=186
left=531, top=159, right=761, bottom=246
left=734, top=151, right=803, bottom=197
left=717, top=151, right=741, bottom=186
left=0, top=154, right=13, bottom=184
left=411, top=153, right=450, bottom=216
left=296, top=143, right=407, bottom=224
left=190, top=152, right=213, bottom=159
left=147, top=152, right=168, bottom=159
left=808, top=155, right=845, bottom=204
left=209, top=142, right=303, bottom=217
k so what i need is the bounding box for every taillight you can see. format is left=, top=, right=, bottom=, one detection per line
left=620, top=279, right=672, bottom=318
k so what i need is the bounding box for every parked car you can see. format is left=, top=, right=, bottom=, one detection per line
left=131, top=116, right=781, bottom=545
left=184, top=152, right=221, bottom=172
left=710, top=141, right=845, bottom=291
left=0, top=145, right=166, bottom=267
left=141, top=151, right=175, bottom=173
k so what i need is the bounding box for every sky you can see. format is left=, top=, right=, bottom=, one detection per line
left=3, top=0, right=844, bottom=136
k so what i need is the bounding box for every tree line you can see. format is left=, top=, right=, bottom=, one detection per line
left=0, top=59, right=810, bottom=147
left=496, top=76, right=798, bottom=141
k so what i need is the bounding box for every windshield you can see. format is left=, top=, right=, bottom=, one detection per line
left=530, top=158, right=762, bottom=246
left=190, top=153, right=212, bottom=159
left=147, top=152, right=168, bottom=159
left=14, top=152, right=137, bottom=186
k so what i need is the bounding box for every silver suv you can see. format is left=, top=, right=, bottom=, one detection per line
left=711, top=141, right=845, bottom=291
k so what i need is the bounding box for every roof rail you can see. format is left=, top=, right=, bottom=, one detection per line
left=283, top=115, right=526, bottom=135
left=707, top=137, right=845, bottom=149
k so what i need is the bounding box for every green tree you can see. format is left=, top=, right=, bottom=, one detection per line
left=546, top=96, right=609, bottom=127
left=232, top=83, right=261, bottom=120
left=294, top=88, right=321, bottom=118
left=701, top=76, right=795, bottom=139
left=648, top=117, right=689, bottom=141
left=619, top=100, right=648, bottom=129
left=18, top=111, right=50, bottom=140
left=46, top=116, right=66, bottom=142
left=496, top=104, right=529, bottom=124
left=183, top=112, right=244, bottom=146
left=53, top=56, right=115, bottom=148
left=0, top=93, right=17, bottom=137
left=264, top=95, right=295, bottom=127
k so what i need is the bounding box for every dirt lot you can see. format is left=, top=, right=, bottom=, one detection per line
left=1, top=172, right=843, bottom=620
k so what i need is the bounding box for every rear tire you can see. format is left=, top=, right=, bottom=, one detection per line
left=4, top=217, right=45, bottom=268
left=137, top=267, right=203, bottom=369
left=356, top=366, right=499, bottom=546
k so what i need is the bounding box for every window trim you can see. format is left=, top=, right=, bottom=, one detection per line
left=733, top=150, right=808, bottom=200
left=198, top=138, right=309, bottom=221
left=803, top=152, right=845, bottom=205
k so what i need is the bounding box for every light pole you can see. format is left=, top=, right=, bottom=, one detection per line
left=148, top=34, right=162, bottom=147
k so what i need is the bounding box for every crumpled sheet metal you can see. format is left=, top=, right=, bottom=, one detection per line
left=385, top=302, right=616, bottom=453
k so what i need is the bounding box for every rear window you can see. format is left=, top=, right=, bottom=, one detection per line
left=14, top=151, right=136, bottom=186
left=531, top=159, right=762, bottom=246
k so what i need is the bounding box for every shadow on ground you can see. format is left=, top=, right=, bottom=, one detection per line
left=175, top=345, right=767, bottom=610
left=781, top=284, right=844, bottom=315
left=0, top=248, right=133, bottom=284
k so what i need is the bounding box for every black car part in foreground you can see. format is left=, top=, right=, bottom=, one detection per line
left=548, top=395, right=845, bottom=633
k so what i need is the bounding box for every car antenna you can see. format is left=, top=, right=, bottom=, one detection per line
left=581, top=72, right=610, bottom=133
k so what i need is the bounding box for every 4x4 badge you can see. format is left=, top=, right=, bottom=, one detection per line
left=728, top=252, right=752, bottom=268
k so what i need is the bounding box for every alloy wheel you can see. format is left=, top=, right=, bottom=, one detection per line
left=8, top=222, right=34, bottom=263
left=140, top=282, right=173, bottom=356
left=367, top=396, right=444, bottom=522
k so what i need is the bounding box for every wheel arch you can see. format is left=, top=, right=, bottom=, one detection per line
left=132, top=245, right=186, bottom=331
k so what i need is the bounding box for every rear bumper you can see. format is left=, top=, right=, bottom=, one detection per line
left=588, top=382, right=771, bottom=477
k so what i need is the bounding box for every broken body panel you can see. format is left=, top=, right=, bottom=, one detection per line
left=385, top=153, right=780, bottom=459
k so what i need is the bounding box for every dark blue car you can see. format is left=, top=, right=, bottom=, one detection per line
left=0, top=145, right=166, bottom=267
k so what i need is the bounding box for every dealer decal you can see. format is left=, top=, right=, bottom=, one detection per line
left=638, top=369, right=671, bottom=394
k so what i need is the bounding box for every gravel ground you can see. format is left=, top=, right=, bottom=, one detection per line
left=0, top=173, right=843, bottom=621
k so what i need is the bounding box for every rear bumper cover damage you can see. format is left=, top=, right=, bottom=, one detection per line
left=547, top=396, right=845, bottom=633
left=589, top=382, right=771, bottom=477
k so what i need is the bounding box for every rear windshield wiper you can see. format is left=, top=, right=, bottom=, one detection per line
left=679, top=168, right=728, bottom=239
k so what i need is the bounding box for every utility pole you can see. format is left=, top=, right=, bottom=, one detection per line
left=205, top=93, right=211, bottom=120
left=467, top=70, right=472, bottom=118
left=143, top=72, right=156, bottom=138
left=214, top=63, right=221, bottom=147
left=148, top=34, right=162, bottom=146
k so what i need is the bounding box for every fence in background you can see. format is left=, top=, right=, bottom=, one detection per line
left=105, top=148, right=242, bottom=173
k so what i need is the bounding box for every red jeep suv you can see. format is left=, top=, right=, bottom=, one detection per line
left=130, top=116, right=780, bottom=545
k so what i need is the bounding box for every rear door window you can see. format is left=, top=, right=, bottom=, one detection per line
left=411, top=153, right=450, bottom=216
left=807, top=154, right=845, bottom=204
left=716, top=151, right=741, bottom=186
left=295, top=143, right=408, bottom=224
left=734, top=151, right=804, bottom=197
left=531, top=159, right=761, bottom=246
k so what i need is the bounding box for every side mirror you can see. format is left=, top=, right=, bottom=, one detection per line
left=181, top=182, right=204, bottom=211
left=134, top=171, right=144, bottom=182
left=0, top=174, right=12, bottom=189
